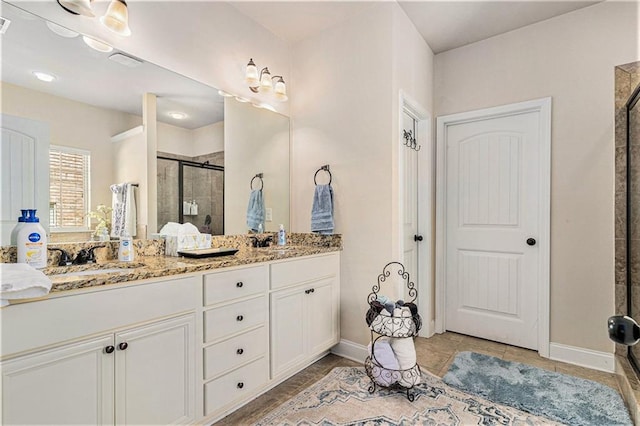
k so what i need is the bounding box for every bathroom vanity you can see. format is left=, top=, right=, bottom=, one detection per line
left=0, top=246, right=340, bottom=424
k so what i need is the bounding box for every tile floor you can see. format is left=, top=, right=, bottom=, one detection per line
left=214, top=332, right=622, bottom=425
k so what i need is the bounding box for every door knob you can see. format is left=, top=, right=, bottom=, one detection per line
left=526, top=238, right=536, bottom=246
left=236, top=315, right=244, bottom=321
left=414, top=235, right=423, bottom=242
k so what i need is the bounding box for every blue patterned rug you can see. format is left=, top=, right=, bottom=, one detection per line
left=443, top=351, right=632, bottom=426
left=256, top=366, right=561, bottom=425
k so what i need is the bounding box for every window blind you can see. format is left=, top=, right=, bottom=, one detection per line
left=49, top=146, right=90, bottom=229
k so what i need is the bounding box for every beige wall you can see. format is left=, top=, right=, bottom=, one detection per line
left=1, top=82, right=140, bottom=210
left=157, top=121, right=224, bottom=158
left=291, top=3, right=434, bottom=346
left=193, top=122, right=224, bottom=157
left=434, top=1, right=639, bottom=352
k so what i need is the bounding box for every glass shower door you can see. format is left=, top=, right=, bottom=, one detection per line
left=182, top=164, right=224, bottom=235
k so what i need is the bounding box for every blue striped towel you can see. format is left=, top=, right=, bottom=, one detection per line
left=311, top=184, right=334, bottom=234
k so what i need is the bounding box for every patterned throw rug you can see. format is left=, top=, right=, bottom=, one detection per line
left=443, top=351, right=632, bottom=426
left=255, top=366, right=561, bottom=425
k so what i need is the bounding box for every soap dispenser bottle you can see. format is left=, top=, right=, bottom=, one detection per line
left=118, top=232, right=134, bottom=262
left=10, top=210, right=28, bottom=246
left=17, top=209, right=48, bottom=268
left=278, top=224, right=286, bottom=246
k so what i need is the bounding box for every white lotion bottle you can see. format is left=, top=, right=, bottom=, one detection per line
left=17, top=209, right=48, bottom=268
left=278, top=224, right=286, bottom=246
left=118, top=232, right=135, bottom=262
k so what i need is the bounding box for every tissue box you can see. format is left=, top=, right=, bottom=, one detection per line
left=165, top=234, right=212, bottom=257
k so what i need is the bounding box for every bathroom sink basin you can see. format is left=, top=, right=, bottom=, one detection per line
left=46, top=263, right=145, bottom=278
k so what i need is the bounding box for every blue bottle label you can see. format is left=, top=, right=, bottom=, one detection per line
left=28, top=233, right=41, bottom=243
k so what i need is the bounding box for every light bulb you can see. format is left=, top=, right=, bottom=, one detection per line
left=33, top=71, right=56, bottom=82
left=274, top=77, right=288, bottom=102
left=259, top=67, right=273, bottom=92
left=245, top=58, right=259, bottom=86
left=100, top=0, right=131, bottom=36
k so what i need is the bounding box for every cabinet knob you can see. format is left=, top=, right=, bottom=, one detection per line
left=236, top=281, right=243, bottom=288
left=104, top=345, right=115, bottom=354
left=236, top=348, right=244, bottom=355
left=526, top=238, right=537, bottom=246
left=118, top=342, right=128, bottom=351
left=305, top=289, right=310, bottom=294
left=236, top=315, right=244, bottom=321
left=310, top=288, right=315, bottom=293
left=237, top=382, right=244, bottom=389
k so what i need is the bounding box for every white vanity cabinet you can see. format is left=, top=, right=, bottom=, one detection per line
left=1, top=275, right=198, bottom=425
left=201, top=265, right=270, bottom=418
left=270, top=253, right=340, bottom=378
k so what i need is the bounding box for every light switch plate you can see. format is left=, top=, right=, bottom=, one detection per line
left=265, top=207, right=273, bottom=222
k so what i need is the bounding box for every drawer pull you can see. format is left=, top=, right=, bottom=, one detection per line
left=237, top=348, right=244, bottom=355
left=236, top=315, right=244, bottom=321
left=237, top=382, right=244, bottom=389
left=104, top=345, right=115, bottom=354
left=118, top=342, right=128, bottom=351
left=236, top=281, right=243, bottom=288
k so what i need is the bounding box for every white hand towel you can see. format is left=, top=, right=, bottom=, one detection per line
left=368, top=337, right=400, bottom=386
left=1, top=263, right=52, bottom=306
left=111, top=183, right=137, bottom=237
left=390, top=337, right=420, bottom=387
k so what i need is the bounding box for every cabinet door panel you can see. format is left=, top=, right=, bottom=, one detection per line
left=270, top=287, right=306, bottom=377
left=307, top=277, right=340, bottom=356
left=1, top=335, right=114, bottom=425
left=115, top=314, right=195, bottom=425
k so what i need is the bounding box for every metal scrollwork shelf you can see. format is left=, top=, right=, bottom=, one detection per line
left=364, top=261, right=422, bottom=401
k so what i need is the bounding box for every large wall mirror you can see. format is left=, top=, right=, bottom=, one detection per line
left=0, top=2, right=290, bottom=243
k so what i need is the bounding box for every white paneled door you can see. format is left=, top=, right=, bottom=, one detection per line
left=439, top=100, right=550, bottom=351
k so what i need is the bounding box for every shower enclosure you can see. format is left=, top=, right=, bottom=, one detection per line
left=157, top=155, right=224, bottom=235
left=627, top=84, right=640, bottom=372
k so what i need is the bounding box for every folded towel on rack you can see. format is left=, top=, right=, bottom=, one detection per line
left=0, top=263, right=52, bottom=307
left=111, top=183, right=137, bottom=238
left=311, top=184, right=334, bottom=235
left=246, top=189, right=265, bottom=232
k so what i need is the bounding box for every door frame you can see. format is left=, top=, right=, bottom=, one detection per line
left=398, top=91, right=433, bottom=338
left=435, top=98, right=551, bottom=356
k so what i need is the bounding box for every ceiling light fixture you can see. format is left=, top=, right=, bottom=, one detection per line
left=82, top=36, right=113, bottom=52
left=168, top=112, right=186, bottom=120
left=56, top=0, right=95, bottom=17
left=100, top=0, right=131, bottom=36
left=33, top=71, right=56, bottom=82
left=245, top=58, right=288, bottom=102
left=46, top=21, right=79, bottom=38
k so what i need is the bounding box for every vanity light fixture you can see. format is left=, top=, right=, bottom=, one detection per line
left=82, top=35, right=113, bottom=53
left=33, top=71, right=56, bottom=82
left=245, top=58, right=288, bottom=102
left=100, top=0, right=131, bottom=36
left=57, top=0, right=95, bottom=17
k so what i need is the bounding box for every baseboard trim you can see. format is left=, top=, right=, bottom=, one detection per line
left=549, top=342, right=615, bottom=373
left=331, top=339, right=368, bottom=363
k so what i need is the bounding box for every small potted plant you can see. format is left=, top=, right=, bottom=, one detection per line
left=87, top=204, right=113, bottom=241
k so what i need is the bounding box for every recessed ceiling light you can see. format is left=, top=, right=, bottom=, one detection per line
left=46, top=21, right=79, bottom=38
left=108, top=52, right=143, bottom=68
left=168, top=112, right=186, bottom=120
left=33, top=71, right=56, bottom=82
left=82, top=36, right=113, bottom=52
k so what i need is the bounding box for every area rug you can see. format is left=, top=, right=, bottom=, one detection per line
left=255, top=366, right=561, bottom=425
left=442, top=351, right=632, bottom=426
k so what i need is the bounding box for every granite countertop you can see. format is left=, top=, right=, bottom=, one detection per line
left=43, top=245, right=340, bottom=293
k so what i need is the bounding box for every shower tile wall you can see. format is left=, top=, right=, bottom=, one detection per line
left=157, top=151, right=224, bottom=235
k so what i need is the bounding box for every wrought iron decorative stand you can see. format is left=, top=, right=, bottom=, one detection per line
left=364, top=261, right=422, bottom=401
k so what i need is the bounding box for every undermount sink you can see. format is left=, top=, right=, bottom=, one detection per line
left=46, top=263, right=144, bottom=278
left=52, top=268, right=137, bottom=277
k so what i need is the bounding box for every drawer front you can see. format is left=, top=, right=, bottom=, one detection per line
left=204, top=357, right=268, bottom=416
left=270, top=253, right=339, bottom=290
left=203, top=327, right=267, bottom=380
left=204, top=265, right=268, bottom=306
left=204, top=297, right=266, bottom=343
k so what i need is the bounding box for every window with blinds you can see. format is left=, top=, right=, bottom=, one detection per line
left=49, top=146, right=90, bottom=229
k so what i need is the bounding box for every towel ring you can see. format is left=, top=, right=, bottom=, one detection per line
left=314, top=165, right=332, bottom=186
left=250, top=173, right=263, bottom=190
